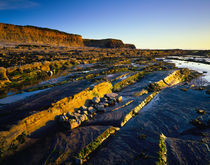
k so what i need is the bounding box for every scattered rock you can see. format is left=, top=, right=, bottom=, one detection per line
left=108, top=100, right=115, bottom=106
left=196, top=109, right=206, bottom=115
left=83, top=110, right=89, bottom=115
left=180, top=88, right=188, bottom=91
left=47, top=70, right=53, bottom=77
left=87, top=106, right=96, bottom=113
left=59, top=115, right=67, bottom=122
left=103, top=103, right=109, bottom=107
left=66, top=112, right=71, bottom=118
left=80, top=105, right=87, bottom=111
left=92, top=97, right=100, bottom=104
left=77, top=110, right=81, bottom=114
left=191, top=118, right=206, bottom=129
left=57, top=93, right=123, bottom=130
left=105, top=93, right=118, bottom=99
left=117, top=96, right=123, bottom=102
left=190, top=84, right=195, bottom=88
left=96, top=104, right=105, bottom=113
left=100, top=97, right=107, bottom=103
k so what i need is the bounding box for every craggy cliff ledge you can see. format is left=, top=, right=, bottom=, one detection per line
left=0, top=23, right=84, bottom=47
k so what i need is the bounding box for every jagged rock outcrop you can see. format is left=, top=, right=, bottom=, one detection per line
left=0, top=23, right=84, bottom=47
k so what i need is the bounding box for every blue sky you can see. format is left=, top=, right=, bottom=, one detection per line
left=0, top=0, right=210, bottom=49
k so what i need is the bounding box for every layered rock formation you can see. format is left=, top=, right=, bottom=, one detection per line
left=0, top=23, right=136, bottom=49
left=0, top=82, right=113, bottom=155
left=83, top=39, right=136, bottom=49
left=0, top=23, right=84, bottom=47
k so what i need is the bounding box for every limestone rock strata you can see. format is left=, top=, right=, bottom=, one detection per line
left=148, top=69, right=190, bottom=91
left=0, top=82, right=113, bottom=151
left=0, top=23, right=84, bottom=47
left=84, top=39, right=136, bottom=49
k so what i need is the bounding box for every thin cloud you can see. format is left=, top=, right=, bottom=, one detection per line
left=0, top=0, right=38, bottom=10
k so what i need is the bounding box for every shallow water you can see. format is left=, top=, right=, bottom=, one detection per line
left=0, top=88, right=50, bottom=105
left=167, top=55, right=210, bottom=63
left=164, top=59, right=210, bottom=82
left=156, top=56, right=210, bottom=83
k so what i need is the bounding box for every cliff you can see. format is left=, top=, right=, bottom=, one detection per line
left=84, top=39, right=136, bottom=49
left=0, top=23, right=84, bottom=47
left=0, top=23, right=137, bottom=49
left=124, top=44, right=136, bottom=49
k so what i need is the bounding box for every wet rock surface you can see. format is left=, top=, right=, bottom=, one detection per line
left=57, top=93, right=123, bottom=130
left=0, top=54, right=209, bottom=165
left=0, top=80, right=92, bottom=131
left=88, top=85, right=210, bottom=165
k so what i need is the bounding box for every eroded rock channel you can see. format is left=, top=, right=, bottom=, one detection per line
left=0, top=54, right=209, bottom=165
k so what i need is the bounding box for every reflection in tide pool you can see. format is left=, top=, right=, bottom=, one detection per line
left=0, top=88, right=50, bottom=105
left=163, top=59, right=210, bottom=82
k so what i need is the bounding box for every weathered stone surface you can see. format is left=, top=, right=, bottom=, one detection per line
left=117, top=96, right=123, bottom=102
left=108, top=100, right=115, bottom=106
left=0, top=81, right=113, bottom=151
left=134, top=89, right=148, bottom=96
left=105, top=93, right=119, bottom=99
left=96, top=104, right=105, bottom=113
left=0, top=23, right=84, bottom=47
left=103, top=103, right=109, bottom=107
left=92, top=97, right=100, bottom=104
left=47, top=70, right=53, bottom=77
left=80, top=105, right=87, bottom=111
left=196, top=109, right=206, bottom=115
left=83, top=110, right=89, bottom=115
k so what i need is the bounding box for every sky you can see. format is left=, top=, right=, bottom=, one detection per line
left=0, top=0, right=210, bottom=49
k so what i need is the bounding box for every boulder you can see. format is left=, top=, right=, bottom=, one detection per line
left=69, top=119, right=80, bottom=129
left=100, top=97, right=107, bottom=103
left=88, top=106, right=96, bottom=114
left=92, top=97, right=100, bottom=104
left=80, top=105, right=87, bottom=111
left=83, top=110, right=89, bottom=115
left=105, top=93, right=118, bottom=99
left=117, top=96, right=123, bottom=102
left=108, top=100, right=115, bottom=106
left=77, top=110, right=81, bottom=114
left=78, top=114, right=88, bottom=122
left=47, top=70, right=53, bottom=77
left=59, top=115, right=67, bottom=122
left=96, top=104, right=105, bottom=113
left=196, top=109, right=206, bottom=115
left=65, top=112, right=71, bottom=118
left=103, top=103, right=109, bottom=107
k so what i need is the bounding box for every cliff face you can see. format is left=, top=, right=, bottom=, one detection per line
left=0, top=23, right=84, bottom=47
left=124, top=44, right=136, bottom=49
left=0, top=23, right=136, bottom=49
left=84, top=39, right=136, bottom=49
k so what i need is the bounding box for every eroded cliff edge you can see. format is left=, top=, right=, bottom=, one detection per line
left=0, top=23, right=84, bottom=47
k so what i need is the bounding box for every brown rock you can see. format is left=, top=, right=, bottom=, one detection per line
left=117, top=96, right=123, bottom=102
left=92, top=97, right=100, bottom=104
left=105, top=93, right=119, bottom=98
